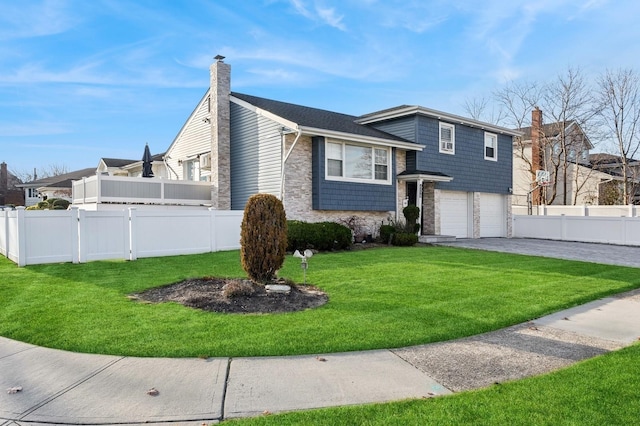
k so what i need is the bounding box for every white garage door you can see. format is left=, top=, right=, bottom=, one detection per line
left=480, top=193, right=506, bottom=237
left=440, top=191, right=470, bottom=238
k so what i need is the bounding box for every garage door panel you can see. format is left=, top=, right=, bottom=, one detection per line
left=440, top=191, right=469, bottom=238
left=480, top=193, right=505, bottom=237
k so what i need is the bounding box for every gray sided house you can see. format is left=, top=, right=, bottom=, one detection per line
left=164, top=58, right=520, bottom=239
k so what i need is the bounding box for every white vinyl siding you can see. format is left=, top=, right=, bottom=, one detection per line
left=484, top=132, right=497, bottom=161
left=439, top=122, right=455, bottom=155
left=325, top=140, right=391, bottom=184
left=164, top=92, right=212, bottom=181
left=230, top=101, right=283, bottom=209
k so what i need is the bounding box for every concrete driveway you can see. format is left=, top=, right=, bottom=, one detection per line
left=437, top=238, right=640, bottom=268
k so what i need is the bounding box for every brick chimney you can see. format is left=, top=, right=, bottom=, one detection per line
left=209, top=55, right=231, bottom=210
left=0, top=162, right=8, bottom=193
left=531, top=107, right=544, bottom=205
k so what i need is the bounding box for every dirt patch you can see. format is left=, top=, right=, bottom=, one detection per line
left=130, top=277, right=328, bottom=314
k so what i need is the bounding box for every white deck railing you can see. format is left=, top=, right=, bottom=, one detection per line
left=72, top=174, right=212, bottom=206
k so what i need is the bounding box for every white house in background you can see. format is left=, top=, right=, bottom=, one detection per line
left=513, top=108, right=617, bottom=206
left=17, top=168, right=96, bottom=206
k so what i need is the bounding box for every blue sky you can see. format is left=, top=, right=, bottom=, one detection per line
left=1, top=0, right=639, bottom=176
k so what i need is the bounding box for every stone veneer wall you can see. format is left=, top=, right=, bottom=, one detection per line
left=421, top=182, right=435, bottom=235
left=283, top=133, right=397, bottom=239
left=472, top=192, right=481, bottom=239
left=433, top=189, right=442, bottom=234
left=209, top=60, right=231, bottom=210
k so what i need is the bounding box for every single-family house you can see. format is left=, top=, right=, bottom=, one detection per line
left=17, top=167, right=96, bottom=206
left=590, top=153, right=640, bottom=204
left=164, top=57, right=520, bottom=239
left=513, top=108, right=616, bottom=206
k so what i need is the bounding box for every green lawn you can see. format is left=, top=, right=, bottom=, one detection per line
left=1, top=246, right=638, bottom=357
left=224, top=343, right=640, bottom=425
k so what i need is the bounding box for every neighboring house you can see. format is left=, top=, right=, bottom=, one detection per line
left=590, top=153, right=640, bottom=204
left=97, top=152, right=167, bottom=178
left=17, top=168, right=96, bottom=207
left=513, top=108, right=616, bottom=206
left=0, top=162, right=24, bottom=206
left=164, top=57, right=520, bottom=239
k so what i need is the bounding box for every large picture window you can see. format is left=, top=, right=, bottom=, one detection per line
left=325, top=141, right=390, bottom=184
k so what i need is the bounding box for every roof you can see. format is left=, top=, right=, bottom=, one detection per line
left=231, top=92, right=416, bottom=144
left=102, top=158, right=137, bottom=168
left=17, top=167, right=96, bottom=189
left=590, top=153, right=640, bottom=166
left=102, top=152, right=165, bottom=168
left=518, top=120, right=577, bottom=139
left=397, top=169, right=453, bottom=182
left=357, top=105, right=522, bottom=137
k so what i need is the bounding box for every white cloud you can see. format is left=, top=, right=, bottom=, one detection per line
left=288, top=0, right=347, bottom=30
left=0, top=0, right=80, bottom=40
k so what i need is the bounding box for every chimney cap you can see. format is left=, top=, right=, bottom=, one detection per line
left=214, top=54, right=225, bottom=62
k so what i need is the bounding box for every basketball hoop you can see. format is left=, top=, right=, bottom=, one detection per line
left=536, top=170, right=550, bottom=184
left=539, top=180, right=551, bottom=187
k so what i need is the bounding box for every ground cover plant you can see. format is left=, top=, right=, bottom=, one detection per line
left=0, top=246, right=639, bottom=357
left=223, top=343, right=640, bottom=425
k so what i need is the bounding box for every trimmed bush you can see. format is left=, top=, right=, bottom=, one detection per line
left=240, top=194, right=288, bottom=283
left=287, top=220, right=352, bottom=252
left=52, top=198, right=70, bottom=209
left=392, top=232, right=419, bottom=246
left=379, top=224, right=395, bottom=244
left=403, top=204, right=420, bottom=233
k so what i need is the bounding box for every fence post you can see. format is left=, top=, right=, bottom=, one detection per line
left=560, top=214, right=567, bottom=241
left=1, top=208, right=7, bottom=257
left=71, top=207, right=80, bottom=264
left=77, top=208, right=86, bottom=263
left=129, top=208, right=137, bottom=261
left=209, top=208, right=217, bottom=253
left=16, top=207, right=26, bottom=267
left=582, top=205, right=588, bottom=217
left=630, top=204, right=635, bottom=218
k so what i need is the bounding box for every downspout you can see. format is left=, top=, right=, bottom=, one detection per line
left=279, top=127, right=302, bottom=201
left=163, top=156, right=179, bottom=180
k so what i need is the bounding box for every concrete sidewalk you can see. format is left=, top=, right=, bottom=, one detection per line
left=2, top=239, right=640, bottom=425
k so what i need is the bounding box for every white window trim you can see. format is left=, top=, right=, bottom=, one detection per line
left=439, top=122, right=455, bottom=155
left=484, top=132, right=498, bottom=161
left=324, top=139, right=392, bottom=185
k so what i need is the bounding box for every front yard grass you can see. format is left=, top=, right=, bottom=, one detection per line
left=224, top=342, right=640, bottom=425
left=1, top=246, right=638, bottom=357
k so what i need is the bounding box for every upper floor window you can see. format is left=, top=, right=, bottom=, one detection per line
left=484, top=132, right=497, bottom=161
left=439, top=122, right=455, bottom=154
left=326, top=140, right=391, bottom=184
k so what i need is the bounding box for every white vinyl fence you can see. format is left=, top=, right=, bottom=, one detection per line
left=512, top=205, right=638, bottom=217
left=0, top=207, right=243, bottom=267
left=513, top=215, right=640, bottom=246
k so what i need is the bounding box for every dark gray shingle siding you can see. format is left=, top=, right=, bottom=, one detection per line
left=312, top=137, right=396, bottom=211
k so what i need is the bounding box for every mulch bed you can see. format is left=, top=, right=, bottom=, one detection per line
left=130, top=277, right=328, bottom=314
